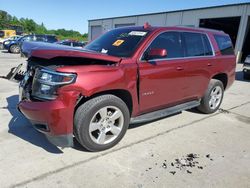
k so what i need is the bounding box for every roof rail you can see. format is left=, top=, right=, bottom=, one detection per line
left=175, top=25, right=224, bottom=33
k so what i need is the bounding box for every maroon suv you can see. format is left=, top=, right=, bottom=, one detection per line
left=18, top=25, right=236, bottom=151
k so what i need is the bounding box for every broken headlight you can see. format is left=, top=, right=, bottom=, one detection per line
left=32, top=68, right=76, bottom=100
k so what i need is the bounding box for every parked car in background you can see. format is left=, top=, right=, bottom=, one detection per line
left=243, top=55, right=250, bottom=79
left=0, top=29, right=16, bottom=39
left=18, top=25, right=236, bottom=151
left=0, top=35, right=21, bottom=50
left=4, top=34, right=58, bottom=53
left=58, top=40, right=86, bottom=48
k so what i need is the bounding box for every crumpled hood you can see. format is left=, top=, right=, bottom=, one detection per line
left=28, top=42, right=122, bottom=63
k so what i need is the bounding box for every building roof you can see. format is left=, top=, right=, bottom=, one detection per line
left=89, top=2, right=250, bottom=21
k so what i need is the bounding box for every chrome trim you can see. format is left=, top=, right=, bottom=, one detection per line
left=147, top=55, right=215, bottom=63
left=139, top=30, right=215, bottom=62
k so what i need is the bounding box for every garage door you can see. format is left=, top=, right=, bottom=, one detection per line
left=115, top=23, right=135, bottom=28
left=91, top=25, right=102, bottom=40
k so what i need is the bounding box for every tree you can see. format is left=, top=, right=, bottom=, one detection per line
left=0, top=9, right=88, bottom=41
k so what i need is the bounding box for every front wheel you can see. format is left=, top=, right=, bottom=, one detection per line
left=9, top=44, right=20, bottom=53
left=74, top=95, right=130, bottom=152
left=197, top=79, right=224, bottom=114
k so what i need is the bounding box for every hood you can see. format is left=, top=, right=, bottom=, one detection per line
left=28, top=42, right=122, bottom=63
left=27, top=43, right=123, bottom=69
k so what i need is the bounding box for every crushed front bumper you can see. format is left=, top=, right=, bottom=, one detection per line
left=18, top=91, right=79, bottom=148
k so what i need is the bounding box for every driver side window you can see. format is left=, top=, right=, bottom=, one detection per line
left=144, top=31, right=184, bottom=60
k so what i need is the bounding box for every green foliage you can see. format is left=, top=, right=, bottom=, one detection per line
left=0, top=10, right=88, bottom=41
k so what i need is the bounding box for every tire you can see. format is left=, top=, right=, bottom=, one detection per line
left=243, top=72, right=250, bottom=80
left=9, top=44, right=20, bottom=54
left=197, top=79, right=224, bottom=114
left=74, top=95, right=130, bottom=152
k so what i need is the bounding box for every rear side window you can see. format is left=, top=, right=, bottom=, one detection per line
left=182, top=32, right=204, bottom=57
left=202, top=35, right=213, bottom=56
left=214, top=35, right=234, bottom=55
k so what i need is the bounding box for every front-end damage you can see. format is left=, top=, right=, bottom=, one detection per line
left=17, top=49, right=122, bottom=147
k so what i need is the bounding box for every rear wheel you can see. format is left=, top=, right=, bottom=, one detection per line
left=9, top=44, right=20, bottom=53
left=74, top=95, right=130, bottom=151
left=197, top=79, right=224, bottom=114
left=243, top=72, right=250, bottom=80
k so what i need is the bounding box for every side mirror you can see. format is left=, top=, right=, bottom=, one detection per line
left=145, top=48, right=167, bottom=60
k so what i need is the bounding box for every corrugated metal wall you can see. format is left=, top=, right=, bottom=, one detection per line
left=88, top=4, right=250, bottom=62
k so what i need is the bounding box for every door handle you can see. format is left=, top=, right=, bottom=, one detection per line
left=176, top=66, right=184, bottom=71
left=207, top=63, right=212, bottom=66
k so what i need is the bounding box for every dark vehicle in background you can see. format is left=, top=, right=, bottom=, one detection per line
left=58, top=40, right=86, bottom=48
left=3, top=34, right=58, bottom=53
left=0, top=35, right=21, bottom=50
left=243, top=55, right=250, bottom=79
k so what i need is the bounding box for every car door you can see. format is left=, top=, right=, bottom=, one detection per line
left=179, top=32, right=215, bottom=99
left=138, top=31, right=188, bottom=113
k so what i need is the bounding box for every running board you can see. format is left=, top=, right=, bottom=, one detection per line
left=130, top=100, right=200, bottom=124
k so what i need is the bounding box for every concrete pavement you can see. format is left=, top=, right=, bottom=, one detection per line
left=0, top=50, right=249, bottom=188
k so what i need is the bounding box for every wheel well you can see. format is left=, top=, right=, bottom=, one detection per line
left=75, top=89, right=133, bottom=115
left=212, top=73, right=228, bottom=89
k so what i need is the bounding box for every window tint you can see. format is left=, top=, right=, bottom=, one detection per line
left=145, top=31, right=184, bottom=59
left=73, top=42, right=84, bottom=47
left=182, top=32, right=205, bottom=57
left=47, top=36, right=57, bottom=43
left=62, top=41, right=71, bottom=46
left=21, top=36, right=31, bottom=41
left=202, top=35, right=213, bottom=56
left=214, top=35, right=234, bottom=55
left=35, top=35, right=45, bottom=42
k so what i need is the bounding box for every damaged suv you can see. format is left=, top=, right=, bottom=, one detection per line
left=18, top=25, right=236, bottom=151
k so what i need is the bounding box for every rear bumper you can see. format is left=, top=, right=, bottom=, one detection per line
left=18, top=91, right=79, bottom=147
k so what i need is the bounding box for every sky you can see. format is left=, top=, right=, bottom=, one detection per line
left=0, top=0, right=249, bottom=34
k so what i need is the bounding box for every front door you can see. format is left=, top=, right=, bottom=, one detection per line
left=138, top=31, right=187, bottom=113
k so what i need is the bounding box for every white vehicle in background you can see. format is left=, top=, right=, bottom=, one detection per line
left=0, top=35, right=22, bottom=50
left=243, top=55, right=250, bottom=80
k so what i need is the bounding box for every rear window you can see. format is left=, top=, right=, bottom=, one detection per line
left=214, top=35, right=234, bottom=55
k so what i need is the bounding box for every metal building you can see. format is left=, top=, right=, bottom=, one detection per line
left=88, top=3, right=250, bottom=63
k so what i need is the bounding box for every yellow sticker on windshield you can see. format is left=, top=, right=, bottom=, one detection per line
left=112, top=40, right=124, bottom=46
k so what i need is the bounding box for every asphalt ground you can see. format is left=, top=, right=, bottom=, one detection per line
left=0, top=50, right=249, bottom=188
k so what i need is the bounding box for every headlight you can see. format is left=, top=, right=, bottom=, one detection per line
left=32, top=68, right=76, bottom=100
left=4, top=41, right=10, bottom=45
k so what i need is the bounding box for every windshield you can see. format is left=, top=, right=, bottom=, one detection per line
left=84, top=28, right=150, bottom=57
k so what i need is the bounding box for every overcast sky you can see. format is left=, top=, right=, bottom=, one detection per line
left=0, top=0, right=249, bottom=34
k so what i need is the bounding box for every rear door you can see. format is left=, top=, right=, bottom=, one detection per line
left=138, top=31, right=215, bottom=113
left=180, top=32, right=215, bottom=99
